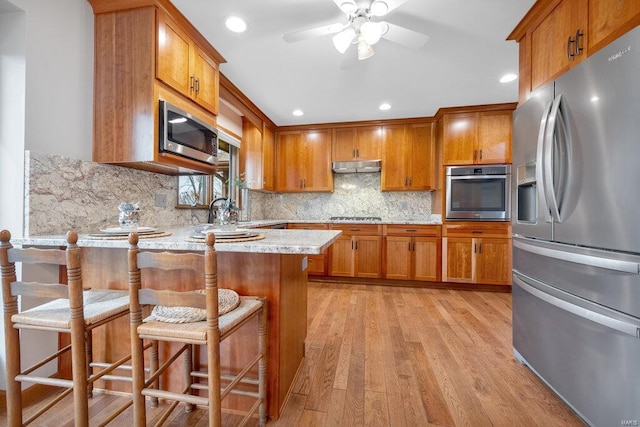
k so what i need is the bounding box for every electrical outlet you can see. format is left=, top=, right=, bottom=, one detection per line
left=155, top=193, right=167, bottom=207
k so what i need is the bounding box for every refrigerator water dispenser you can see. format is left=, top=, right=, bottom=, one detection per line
left=517, top=162, right=537, bottom=223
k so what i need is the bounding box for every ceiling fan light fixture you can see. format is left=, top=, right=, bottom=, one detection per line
left=370, top=1, right=389, bottom=17
left=357, top=39, right=374, bottom=60
left=333, top=27, right=356, bottom=54
left=360, top=21, right=383, bottom=45
left=339, top=1, right=357, bottom=14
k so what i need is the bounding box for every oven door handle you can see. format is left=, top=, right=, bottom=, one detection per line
left=448, top=174, right=507, bottom=180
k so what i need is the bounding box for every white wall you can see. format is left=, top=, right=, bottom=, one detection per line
left=12, top=0, right=94, bottom=159
left=0, top=0, right=95, bottom=391
left=0, top=2, right=26, bottom=392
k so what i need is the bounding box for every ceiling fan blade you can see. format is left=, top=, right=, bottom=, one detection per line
left=380, top=22, right=429, bottom=50
left=283, top=22, right=345, bottom=43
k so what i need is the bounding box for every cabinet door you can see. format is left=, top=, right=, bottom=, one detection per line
left=477, top=111, right=512, bottom=164
left=301, top=130, right=333, bottom=191
left=442, top=237, right=474, bottom=282
left=476, top=238, right=512, bottom=285
left=385, top=236, right=412, bottom=280
left=241, top=120, right=263, bottom=190
left=413, top=237, right=440, bottom=282
left=332, top=128, right=357, bottom=161
left=329, top=236, right=354, bottom=277
left=589, top=0, right=640, bottom=53
left=275, top=132, right=303, bottom=191
left=355, top=126, right=382, bottom=160
left=157, top=13, right=191, bottom=97
left=443, top=113, right=478, bottom=165
left=191, top=45, right=219, bottom=114
left=408, top=123, right=434, bottom=190
left=381, top=124, right=410, bottom=190
left=354, top=236, right=381, bottom=278
left=262, top=126, right=275, bottom=191
left=530, top=0, right=588, bottom=90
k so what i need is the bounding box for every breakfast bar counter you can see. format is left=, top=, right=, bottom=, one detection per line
left=14, top=227, right=341, bottom=420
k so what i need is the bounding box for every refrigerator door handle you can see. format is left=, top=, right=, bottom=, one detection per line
left=513, top=239, right=640, bottom=274
left=543, top=94, right=566, bottom=223
left=536, top=100, right=553, bottom=223
left=514, top=274, right=640, bottom=338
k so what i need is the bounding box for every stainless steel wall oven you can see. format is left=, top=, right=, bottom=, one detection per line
left=445, top=164, right=511, bottom=221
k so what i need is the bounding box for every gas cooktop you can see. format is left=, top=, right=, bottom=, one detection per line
left=329, top=216, right=382, bottom=221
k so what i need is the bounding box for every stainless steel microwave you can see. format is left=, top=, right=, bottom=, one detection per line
left=159, top=100, right=218, bottom=166
left=446, top=164, right=511, bottom=221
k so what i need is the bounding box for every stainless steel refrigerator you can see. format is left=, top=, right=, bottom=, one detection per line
left=512, top=25, right=640, bottom=426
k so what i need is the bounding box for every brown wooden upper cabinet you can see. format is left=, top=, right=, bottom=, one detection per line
left=275, top=130, right=333, bottom=192
left=442, top=111, right=512, bottom=165
left=88, top=1, right=224, bottom=175
left=331, top=126, right=382, bottom=161
left=157, top=12, right=219, bottom=116
left=240, top=119, right=275, bottom=191
left=509, top=0, right=640, bottom=103
left=381, top=123, right=435, bottom=190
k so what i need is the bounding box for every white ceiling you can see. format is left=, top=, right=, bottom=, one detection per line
left=172, top=0, right=535, bottom=126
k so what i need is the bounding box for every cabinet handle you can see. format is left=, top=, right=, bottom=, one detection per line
left=575, top=29, right=584, bottom=56
left=356, top=148, right=359, bottom=158
left=350, top=228, right=360, bottom=231
left=478, top=243, right=482, bottom=254
left=406, top=229, right=417, bottom=232
left=409, top=177, right=412, bottom=186
left=408, top=242, right=412, bottom=251
left=479, top=149, right=482, bottom=160
left=352, top=240, right=354, bottom=250
left=355, top=240, right=358, bottom=250
left=353, top=149, right=356, bottom=158
left=473, top=242, right=476, bottom=253
left=190, top=75, right=195, bottom=92
left=473, top=150, right=477, bottom=161
left=567, top=35, right=576, bottom=60
left=471, top=230, right=483, bottom=234
left=195, top=77, right=200, bottom=94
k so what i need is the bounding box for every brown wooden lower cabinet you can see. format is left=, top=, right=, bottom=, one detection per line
left=287, top=223, right=328, bottom=275
left=328, top=224, right=382, bottom=278
left=442, top=222, right=512, bottom=286
left=383, top=225, right=441, bottom=281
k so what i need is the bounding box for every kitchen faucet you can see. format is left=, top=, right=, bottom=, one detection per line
left=207, top=197, right=229, bottom=224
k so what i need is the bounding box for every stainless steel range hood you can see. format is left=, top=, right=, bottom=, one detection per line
left=332, top=160, right=381, bottom=173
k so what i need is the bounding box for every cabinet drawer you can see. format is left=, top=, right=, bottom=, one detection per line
left=384, top=224, right=441, bottom=237
left=330, top=224, right=382, bottom=236
left=443, top=223, right=511, bottom=238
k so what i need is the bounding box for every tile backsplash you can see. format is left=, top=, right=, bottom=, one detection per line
left=23, top=152, right=438, bottom=236
left=23, top=151, right=207, bottom=235
left=250, top=173, right=434, bottom=221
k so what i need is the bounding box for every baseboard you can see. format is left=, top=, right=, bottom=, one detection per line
left=308, top=276, right=512, bottom=293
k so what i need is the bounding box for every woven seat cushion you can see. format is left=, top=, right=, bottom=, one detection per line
left=12, top=290, right=129, bottom=329
left=139, top=297, right=262, bottom=342
left=149, top=288, right=240, bottom=323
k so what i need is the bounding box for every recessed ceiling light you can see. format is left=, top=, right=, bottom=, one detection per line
left=379, top=103, right=391, bottom=111
left=500, top=73, right=518, bottom=83
left=225, top=16, right=247, bottom=33
left=292, top=109, right=304, bottom=117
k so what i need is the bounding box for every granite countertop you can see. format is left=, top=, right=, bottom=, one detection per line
left=241, top=217, right=442, bottom=227
left=13, top=227, right=341, bottom=255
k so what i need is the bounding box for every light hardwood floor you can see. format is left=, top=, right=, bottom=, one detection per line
left=0, top=281, right=585, bottom=426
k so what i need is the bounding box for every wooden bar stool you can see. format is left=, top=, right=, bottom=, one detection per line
left=0, top=230, right=132, bottom=427
left=127, top=231, right=268, bottom=426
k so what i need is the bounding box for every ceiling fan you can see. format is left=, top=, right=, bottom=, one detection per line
left=282, top=0, right=429, bottom=61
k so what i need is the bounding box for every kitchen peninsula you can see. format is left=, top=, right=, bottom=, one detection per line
left=14, top=227, right=341, bottom=420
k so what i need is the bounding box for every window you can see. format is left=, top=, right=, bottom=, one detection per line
left=177, top=132, right=239, bottom=208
